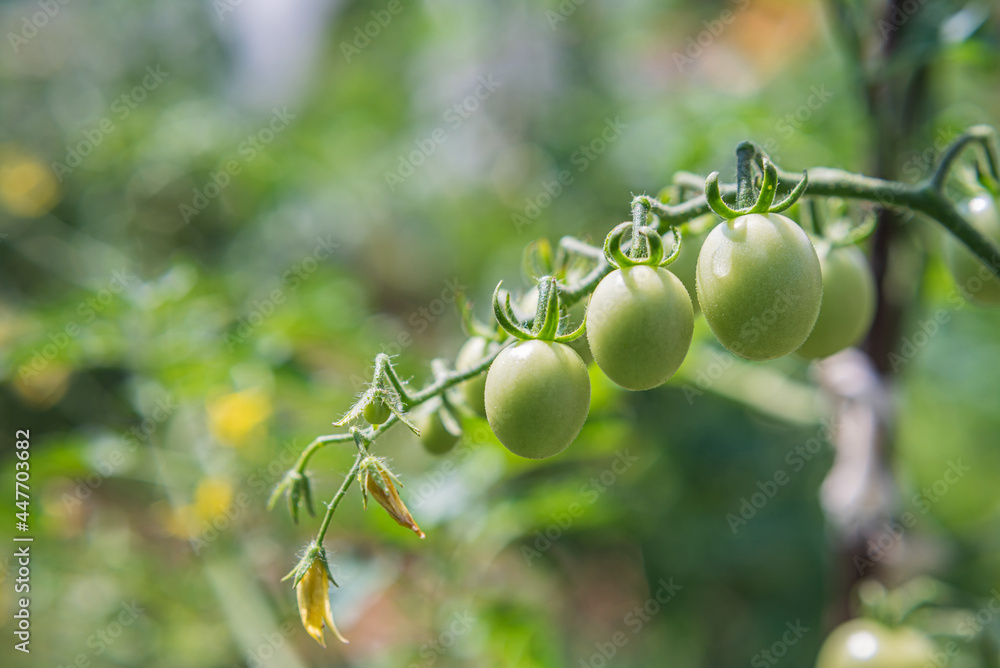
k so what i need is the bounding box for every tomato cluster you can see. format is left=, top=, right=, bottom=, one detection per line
left=457, top=211, right=872, bottom=459
left=431, top=174, right=997, bottom=460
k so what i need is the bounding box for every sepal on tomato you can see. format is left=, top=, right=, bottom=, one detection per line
left=334, top=354, right=420, bottom=435
left=491, top=276, right=585, bottom=343
left=456, top=291, right=502, bottom=341
left=705, top=158, right=808, bottom=220
left=602, top=221, right=680, bottom=269
left=267, top=470, right=315, bottom=524
left=285, top=544, right=348, bottom=646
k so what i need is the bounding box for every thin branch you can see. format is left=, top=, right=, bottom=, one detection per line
left=559, top=236, right=604, bottom=260
left=315, top=452, right=365, bottom=544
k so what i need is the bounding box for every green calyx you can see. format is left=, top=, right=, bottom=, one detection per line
left=267, top=469, right=316, bottom=525
left=705, top=156, right=809, bottom=220
left=492, top=275, right=585, bottom=343
left=800, top=197, right=878, bottom=249
left=333, top=354, right=420, bottom=435
left=603, top=221, right=680, bottom=269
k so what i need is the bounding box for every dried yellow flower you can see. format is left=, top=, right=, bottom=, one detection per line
left=295, top=556, right=348, bottom=646
left=360, top=457, right=425, bottom=539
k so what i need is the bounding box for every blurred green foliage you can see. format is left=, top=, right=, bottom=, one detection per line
left=1, top=0, right=1000, bottom=666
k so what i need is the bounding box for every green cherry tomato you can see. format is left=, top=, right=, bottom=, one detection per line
left=815, top=619, right=936, bottom=668
left=484, top=340, right=590, bottom=459
left=362, top=397, right=391, bottom=425
left=417, top=408, right=460, bottom=455
left=586, top=265, right=694, bottom=391
left=696, top=213, right=822, bottom=361
left=456, top=337, right=501, bottom=418
left=667, top=217, right=712, bottom=312
left=944, top=193, right=1000, bottom=304
left=797, top=244, right=876, bottom=359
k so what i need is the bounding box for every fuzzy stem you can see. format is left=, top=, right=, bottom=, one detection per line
left=314, top=453, right=365, bottom=545
left=735, top=141, right=759, bottom=209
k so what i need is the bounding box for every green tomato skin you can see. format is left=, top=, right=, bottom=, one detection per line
left=696, top=213, right=822, bottom=361
left=362, top=398, right=391, bottom=425
left=668, top=221, right=710, bottom=312
left=562, top=296, right=594, bottom=368
left=456, top=337, right=499, bottom=418
left=797, top=244, right=876, bottom=359
left=418, top=410, right=460, bottom=455
left=586, top=265, right=694, bottom=391
left=484, top=340, right=590, bottom=459
left=945, top=194, right=1000, bottom=304
left=566, top=319, right=594, bottom=366
left=815, top=620, right=936, bottom=668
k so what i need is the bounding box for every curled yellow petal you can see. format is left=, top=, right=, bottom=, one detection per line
left=366, top=467, right=425, bottom=539
left=295, top=558, right=348, bottom=646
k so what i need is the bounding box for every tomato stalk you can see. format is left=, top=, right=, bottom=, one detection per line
left=630, top=198, right=650, bottom=259
left=734, top=140, right=759, bottom=210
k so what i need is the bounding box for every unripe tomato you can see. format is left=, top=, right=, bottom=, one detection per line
left=484, top=340, right=590, bottom=459
left=586, top=265, right=694, bottom=390
left=667, top=218, right=711, bottom=312
left=456, top=337, right=501, bottom=417
left=417, top=408, right=460, bottom=455
left=815, top=619, right=936, bottom=668
left=363, top=397, right=391, bottom=425
left=944, top=194, right=1000, bottom=304
left=696, top=213, right=822, bottom=361
left=797, top=244, right=876, bottom=359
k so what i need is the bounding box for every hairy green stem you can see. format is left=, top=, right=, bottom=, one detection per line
left=672, top=171, right=707, bottom=192
left=630, top=199, right=649, bottom=258
left=314, top=452, right=365, bottom=545
left=375, top=354, right=414, bottom=405
left=560, top=235, right=605, bottom=260
left=293, top=344, right=508, bottom=475
left=410, top=345, right=507, bottom=402
left=735, top=141, right=758, bottom=209
left=646, top=166, right=1000, bottom=280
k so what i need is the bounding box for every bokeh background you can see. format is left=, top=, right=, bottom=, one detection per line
left=2, top=0, right=1000, bottom=666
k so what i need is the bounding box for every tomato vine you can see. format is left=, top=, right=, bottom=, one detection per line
left=274, top=123, right=1000, bottom=645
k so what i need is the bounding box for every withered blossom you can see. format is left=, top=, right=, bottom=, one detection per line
left=360, top=457, right=426, bottom=539
left=293, top=552, right=348, bottom=646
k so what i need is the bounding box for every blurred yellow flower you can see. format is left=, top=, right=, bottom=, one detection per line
left=194, top=477, right=233, bottom=522
left=296, top=556, right=348, bottom=646
left=163, top=503, right=198, bottom=538
left=159, top=478, right=237, bottom=540
left=0, top=149, right=60, bottom=218
left=13, top=364, right=71, bottom=408
left=206, top=388, right=272, bottom=446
